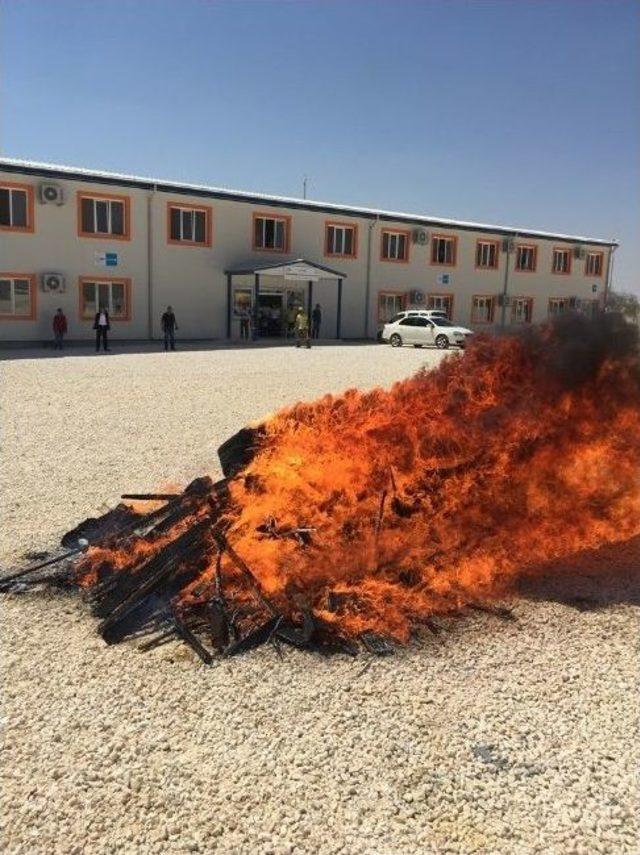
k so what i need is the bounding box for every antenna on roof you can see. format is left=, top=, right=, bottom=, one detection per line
left=303, top=175, right=308, bottom=200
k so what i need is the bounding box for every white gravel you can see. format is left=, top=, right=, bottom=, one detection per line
left=1, top=342, right=638, bottom=854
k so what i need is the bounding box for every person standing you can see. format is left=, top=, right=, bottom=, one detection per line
left=52, top=308, right=67, bottom=350
left=161, top=305, right=179, bottom=351
left=238, top=305, right=251, bottom=340
left=93, top=308, right=110, bottom=352
left=311, top=303, right=322, bottom=339
left=294, top=307, right=311, bottom=349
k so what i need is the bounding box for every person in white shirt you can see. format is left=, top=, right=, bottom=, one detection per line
left=93, top=309, right=110, bottom=352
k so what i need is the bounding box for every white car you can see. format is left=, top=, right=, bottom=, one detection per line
left=381, top=315, right=474, bottom=349
left=389, top=308, right=449, bottom=323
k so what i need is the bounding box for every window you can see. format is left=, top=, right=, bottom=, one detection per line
left=381, top=229, right=409, bottom=262
left=475, top=240, right=499, bottom=270
left=552, top=248, right=571, bottom=275
left=0, top=274, right=36, bottom=319
left=399, top=317, right=431, bottom=327
left=471, top=295, right=495, bottom=324
left=548, top=298, right=569, bottom=317
left=253, top=213, right=290, bottom=252
left=167, top=202, right=212, bottom=247
left=515, top=244, right=537, bottom=272
left=512, top=297, right=533, bottom=324
left=325, top=222, right=357, bottom=258
left=378, top=292, right=406, bottom=323
left=431, top=235, right=457, bottom=266
left=0, top=183, right=34, bottom=233
left=78, top=192, right=130, bottom=240
left=426, top=294, right=454, bottom=319
left=79, top=277, right=131, bottom=320
left=585, top=251, right=604, bottom=277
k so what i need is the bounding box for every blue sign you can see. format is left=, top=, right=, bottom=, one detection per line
left=105, top=252, right=118, bottom=267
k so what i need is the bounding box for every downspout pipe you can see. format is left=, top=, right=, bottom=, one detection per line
left=499, top=232, right=516, bottom=328
left=364, top=215, right=379, bottom=339
left=603, top=243, right=617, bottom=310
left=146, top=185, right=156, bottom=340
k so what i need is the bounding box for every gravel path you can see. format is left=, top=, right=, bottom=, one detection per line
left=1, top=343, right=638, bottom=854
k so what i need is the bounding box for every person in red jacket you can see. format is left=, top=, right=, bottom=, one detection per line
left=52, top=308, right=68, bottom=350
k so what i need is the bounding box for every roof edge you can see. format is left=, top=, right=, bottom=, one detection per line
left=0, top=157, right=619, bottom=247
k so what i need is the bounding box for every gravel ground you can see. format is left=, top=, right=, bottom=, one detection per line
left=1, top=342, right=638, bottom=855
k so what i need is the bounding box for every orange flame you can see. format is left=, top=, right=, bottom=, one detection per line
left=76, top=316, right=640, bottom=643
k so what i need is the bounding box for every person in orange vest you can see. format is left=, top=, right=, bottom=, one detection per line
left=52, top=308, right=68, bottom=350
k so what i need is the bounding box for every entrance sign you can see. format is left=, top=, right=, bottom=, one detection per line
left=95, top=251, right=119, bottom=267
left=282, top=263, right=321, bottom=281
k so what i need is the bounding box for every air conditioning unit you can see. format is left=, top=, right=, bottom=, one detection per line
left=412, top=229, right=429, bottom=245
left=574, top=246, right=586, bottom=260
left=497, top=293, right=511, bottom=307
left=41, top=273, right=66, bottom=293
left=409, top=290, right=425, bottom=305
left=502, top=238, right=516, bottom=252
left=39, top=183, right=64, bottom=205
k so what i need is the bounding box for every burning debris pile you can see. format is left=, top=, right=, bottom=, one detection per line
left=2, top=314, right=640, bottom=661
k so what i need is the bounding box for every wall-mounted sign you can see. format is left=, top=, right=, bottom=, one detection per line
left=95, top=251, right=119, bottom=267
left=437, top=273, right=451, bottom=286
left=592, top=283, right=598, bottom=293
left=282, top=263, right=321, bottom=281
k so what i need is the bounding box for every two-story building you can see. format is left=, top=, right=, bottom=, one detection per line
left=0, top=158, right=617, bottom=344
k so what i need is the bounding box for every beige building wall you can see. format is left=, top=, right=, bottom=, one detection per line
left=0, top=165, right=613, bottom=343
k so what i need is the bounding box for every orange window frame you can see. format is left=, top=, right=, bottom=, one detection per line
left=0, top=182, right=35, bottom=234
left=324, top=220, right=358, bottom=259
left=380, top=229, right=411, bottom=263
left=166, top=201, right=213, bottom=247
left=426, top=293, right=455, bottom=318
left=77, top=191, right=132, bottom=241
left=511, top=296, right=534, bottom=324
left=471, top=294, right=495, bottom=324
left=548, top=297, right=569, bottom=317
left=474, top=239, right=500, bottom=270
left=377, top=290, right=407, bottom=323
left=0, top=272, right=37, bottom=319
left=252, top=212, right=291, bottom=253
left=514, top=243, right=538, bottom=273
left=78, top=276, right=132, bottom=321
left=430, top=234, right=458, bottom=267
left=585, top=251, right=604, bottom=277
left=551, top=246, right=572, bottom=275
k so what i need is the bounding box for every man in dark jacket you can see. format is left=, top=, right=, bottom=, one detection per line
left=52, top=308, right=68, bottom=349
left=93, top=308, right=110, bottom=352
left=311, top=303, right=322, bottom=339
left=161, top=306, right=179, bottom=351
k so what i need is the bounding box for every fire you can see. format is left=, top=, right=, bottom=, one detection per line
left=76, top=314, right=640, bottom=645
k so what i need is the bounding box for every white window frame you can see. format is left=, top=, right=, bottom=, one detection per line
left=471, top=295, right=495, bottom=324
left=426, top=294, right=453, bottom=318
left=0, top=276, right=33, bottom=317
left=81, top=196, right=126, bottom=236
left=476, top=240, right=498, bottom=269
left=431, top=236, right=456, bottom=266
left=515, top=245, right=537, bottom=272
left=548, top=298, right=569, bottom=317
left=0, top=186, right=29, bottom=229
left=80, top=279, right=129, bottom=319
left=254, top=215, right=288, bottom=251
left=585, top=252, right=603, bottom=277
left=381, top=230, right=408, bottom=261
left=170, top=206, right=209, bottom=243
left=326, top=223, right=356, bottom=257
left=512, top=297, right=533, bottom=324
left=552, top=248, right=571, bottom=274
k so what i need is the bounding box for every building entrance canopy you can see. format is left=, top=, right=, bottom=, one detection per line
left=224, top=258, right=346, bottom=339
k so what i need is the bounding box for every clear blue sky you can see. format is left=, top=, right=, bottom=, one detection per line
left=1, top=0, right=638, bottom=292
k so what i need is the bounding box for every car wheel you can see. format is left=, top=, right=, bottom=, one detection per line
left=435, top=334, right=449, bottom=350
left=390, top=334, right=402, bottom=348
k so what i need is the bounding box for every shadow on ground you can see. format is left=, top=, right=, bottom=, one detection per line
left=514, top=535, right=640, bottom=611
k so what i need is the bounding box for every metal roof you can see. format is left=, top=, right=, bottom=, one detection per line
left=0, top=157, right=618, bottom=247
left=225, top=258, right=346, bottom=278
